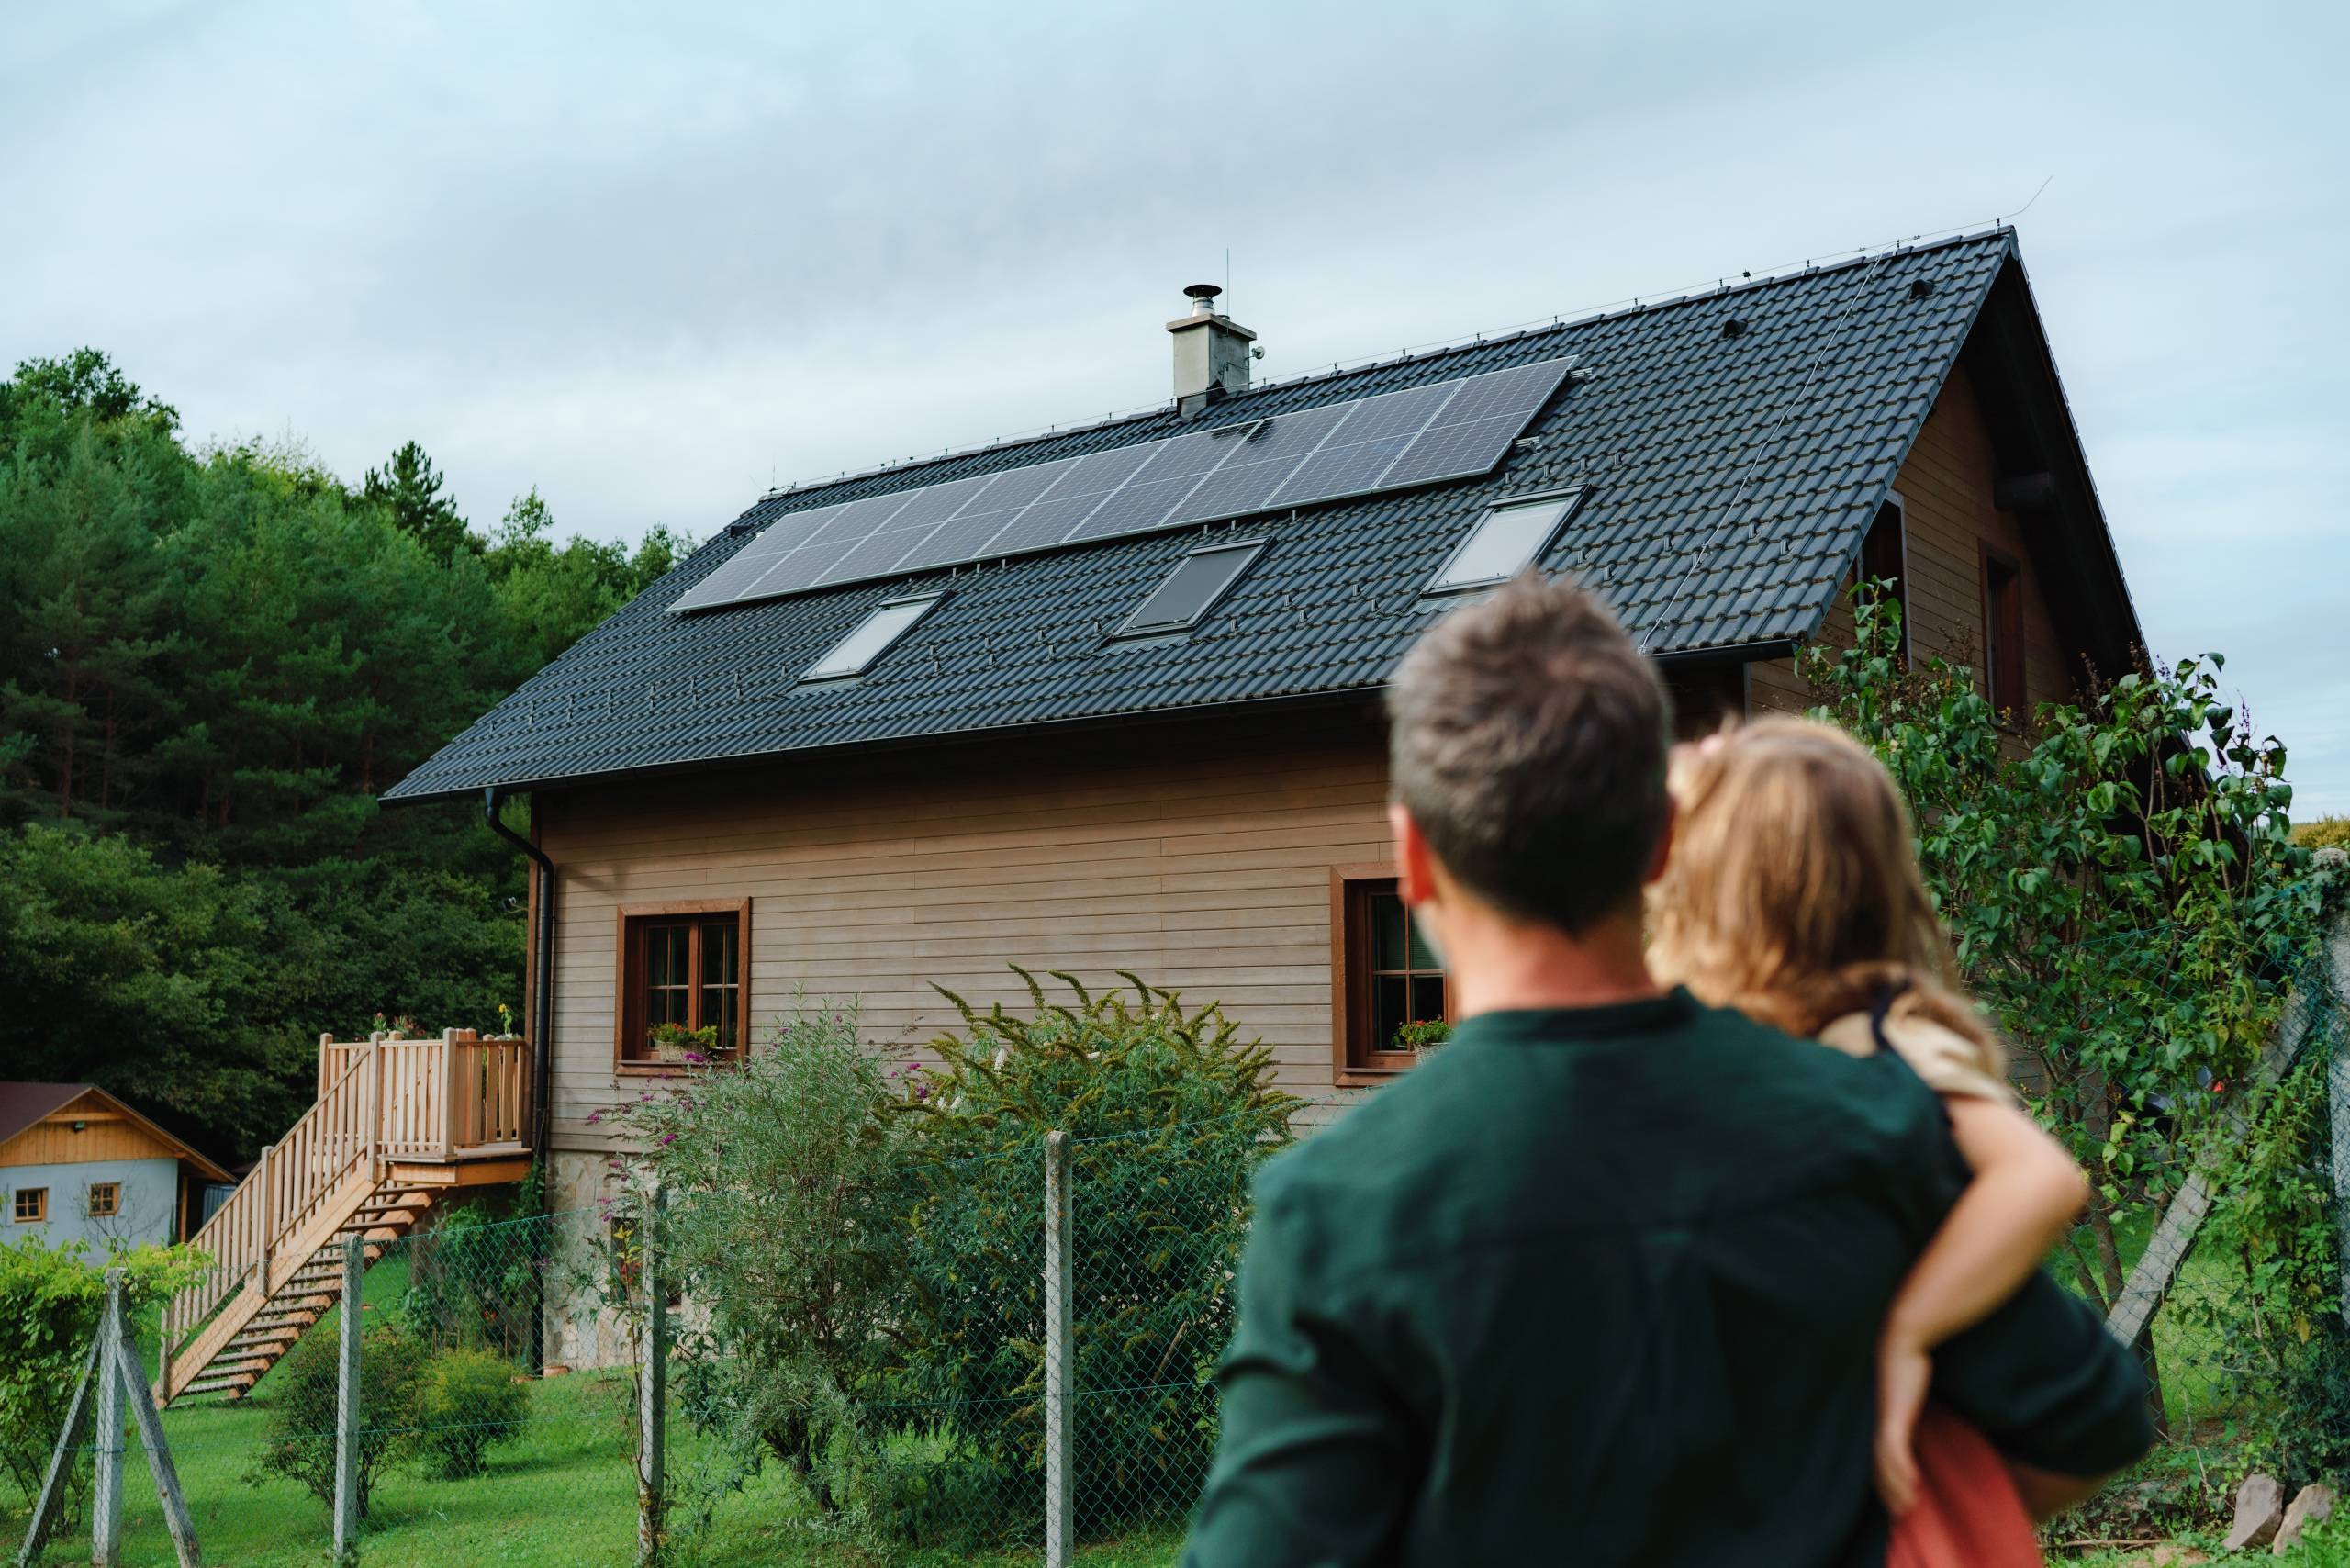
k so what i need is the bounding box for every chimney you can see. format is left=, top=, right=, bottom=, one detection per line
left=1168, top=283, right=1257, bottom=416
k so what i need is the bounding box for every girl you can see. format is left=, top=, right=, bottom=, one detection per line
left=1648, top=717, right=2088, bottom=1565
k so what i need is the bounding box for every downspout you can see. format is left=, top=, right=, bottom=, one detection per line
left=485, top=787, right=555, bottom=1158
left=486, top=787, right=555, bottom=1375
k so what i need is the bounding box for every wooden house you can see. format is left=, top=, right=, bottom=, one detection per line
left=381, top=228, right=2137, bottom=1364
left=0, top=1082, right=230, bottom=1250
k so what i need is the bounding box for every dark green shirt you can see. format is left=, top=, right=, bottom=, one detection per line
left=1186, top=991, right=2150, bottom=1567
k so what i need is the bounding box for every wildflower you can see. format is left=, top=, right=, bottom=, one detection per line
left=684, top=1051, right=706, bottom=1064
left=659, top=1133, right=677, bottom=1147
left=585, top=1111, right=602, bottom=1126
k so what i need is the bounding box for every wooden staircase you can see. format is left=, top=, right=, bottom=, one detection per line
left=157, top=1028, right=534, bottom=1405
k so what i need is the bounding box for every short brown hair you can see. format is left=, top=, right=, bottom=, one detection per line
left=1386, top=573, right=1672, bottom=933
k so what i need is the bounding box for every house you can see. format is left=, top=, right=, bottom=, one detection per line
left=371, top=225, right=2137, bottom=1352
left=0, top=1082, right=231, bottom=1249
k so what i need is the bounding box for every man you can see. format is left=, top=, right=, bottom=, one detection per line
left=1184, top=575, right=2150, bottom=1566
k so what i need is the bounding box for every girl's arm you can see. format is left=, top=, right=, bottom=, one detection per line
left=1875, top=1095, right=2087, bottom=1513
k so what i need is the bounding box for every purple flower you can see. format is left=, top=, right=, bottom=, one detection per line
left=585, top=1111, right=603, bottom=1126
left=912, top=1084, right=930, bottom=1102
left=684, top=1051, right=706, bottom=1064
left=659, top=1133, right=677, bottom=1146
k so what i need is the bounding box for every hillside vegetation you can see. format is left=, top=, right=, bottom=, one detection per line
left=0, top=350, right=685, bottom=1159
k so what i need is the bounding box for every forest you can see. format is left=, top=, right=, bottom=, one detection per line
left=0, top=350, right=687, bottom=1163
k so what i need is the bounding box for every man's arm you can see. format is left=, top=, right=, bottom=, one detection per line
left=1930, top=1269, right=2155, bottom=1495
left=1183, top=1165, right=1418, bottom=1568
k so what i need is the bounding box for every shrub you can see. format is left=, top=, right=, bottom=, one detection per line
left=616, top=1001, right=914, bottom=1518
left=254, top=1320, right=426, bottom=1518
left=0, top=1237, right=203, bottom=1529
left=412, top=1346, right=530, bottom=1479
left=2294, top=815, right=2350, bottom=852
left=877, top=969, right=1300, bottom=1545
left=401, top=1203, right=538, bottom=1358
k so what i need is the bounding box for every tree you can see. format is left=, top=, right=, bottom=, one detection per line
left=0, top=349, right=178, bottom=435
left=362, top=440, right=475, bottom=563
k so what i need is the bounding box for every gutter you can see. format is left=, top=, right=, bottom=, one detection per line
left=483, top=789, right=555, bottom=1177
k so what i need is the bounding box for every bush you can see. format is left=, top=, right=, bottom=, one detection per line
left=0, top=1237, right=203, bottom=1529
left=617, top=1001, right=914, bottom=1520
left=401, top=1203, right=538, bottom=1358
left=254, top=1320, right=426, bottom=1518
left=2292, top=816, right=2350, bottom=852
left=875, top=969, right=1300, bottom=1546
left=412, top=1346, right=530, bottom=1479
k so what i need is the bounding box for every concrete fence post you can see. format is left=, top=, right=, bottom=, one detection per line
left=1044, top=1130, right=1074, bottom=1568
left=2320, top=907, right=2350, bottom=1328
left=93, top=1270, right=126, bottom=1568
left=334, top=1235, right=363, bottom=1565
left=637, top=1182, right=668, bottom=1568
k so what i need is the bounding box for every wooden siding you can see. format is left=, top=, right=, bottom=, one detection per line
left=0, top=1092, right=186, bottom=1169
left=540, top=711, right=1392, bottom=1146
left=1750, top=361, right=2074, bottom=718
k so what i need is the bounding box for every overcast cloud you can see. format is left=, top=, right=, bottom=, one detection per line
left=6, top=1, right=2345, bottom=810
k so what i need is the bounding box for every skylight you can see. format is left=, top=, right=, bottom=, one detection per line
left=1426, top=489, right=1586, bottom=594
left=1115, top=541, right=1266, bottom=638
left=802, top=594, right=943, bottom=681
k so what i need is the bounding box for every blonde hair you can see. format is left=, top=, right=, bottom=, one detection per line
left=1649, top=716, right=1998, bottom=1059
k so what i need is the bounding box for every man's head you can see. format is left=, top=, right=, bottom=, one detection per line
left=1385, top=572, right=1673, bottom=945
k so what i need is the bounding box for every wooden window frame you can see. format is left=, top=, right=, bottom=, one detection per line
left=1859, top=493, right=1910, bottom=664
left=86, top=1182, right=120, bottom=1218
left=1330, top=864, right=1455, bottom=1087
left=1979, top=543, right=2026, bottom=722
left=12, top=1187, right=46, bottom=1224
left=613, top=898, right=753, bottom=1075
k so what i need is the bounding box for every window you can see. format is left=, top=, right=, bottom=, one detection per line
left=1426, top=489, right=1585, bottom=595
left=12, top=1188, right=46, bottom=1224
left=1982, top=546, right=2025, bottom=716
left=1859, top=498, right=1908, bottom=660
left=616, top=901, right=751, bottom=1069
left=87, top=1182, right=119, bottom=1218
left=1116, top=541, right=1265, bottom=638
left=1332, top=868, right=1451, bottom=1080
left=803, top=594, right=944, bottom=681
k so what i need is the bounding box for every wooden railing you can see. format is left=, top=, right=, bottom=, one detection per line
left=164, top=1029, right=532, bottom=1362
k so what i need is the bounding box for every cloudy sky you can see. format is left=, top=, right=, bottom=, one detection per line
left=7, top=2, right=2345, bottom=811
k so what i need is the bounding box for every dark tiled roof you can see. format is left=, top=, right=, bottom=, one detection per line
left=386, top=230, right=2014, bottom=803
left=0, top=1082, right=91, bottom=1146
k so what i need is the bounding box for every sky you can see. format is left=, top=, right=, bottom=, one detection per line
left=6, top=2, right=2347, bottom=812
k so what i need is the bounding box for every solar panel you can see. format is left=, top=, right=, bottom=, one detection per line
left=669, top=354, right=1573, bottom=613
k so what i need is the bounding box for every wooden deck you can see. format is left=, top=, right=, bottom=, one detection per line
left=157, top=1029, right=533, bottom=1405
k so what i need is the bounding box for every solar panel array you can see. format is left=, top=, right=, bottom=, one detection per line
left=671, top=355, right=1576, bottom=614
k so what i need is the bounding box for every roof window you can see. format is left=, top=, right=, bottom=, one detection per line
left=1115, top=540, right=1266, bottom=639
left=802, top=594, right=943, bottom=681
left=1426, top=489, right=1585, bottom=595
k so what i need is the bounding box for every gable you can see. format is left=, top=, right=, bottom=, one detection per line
left=386, top=230, right=2045, bottom=806
left=0, top=1087, right=229, bottom=1179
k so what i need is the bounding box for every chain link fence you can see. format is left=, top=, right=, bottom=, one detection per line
left=7, top=924, right=2347, bottom=1563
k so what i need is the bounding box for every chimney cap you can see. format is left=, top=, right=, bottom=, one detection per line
left=1183, top=283, right=1223, bottom=305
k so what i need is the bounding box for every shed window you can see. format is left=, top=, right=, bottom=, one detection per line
left=87, top=1182, right=119, bottom=1218
left=804, top=594, right=944, bottom=681
left=1982, top=547, right=2025, bottom=716
left=13, top=1188, right=46, bottom=1224
left=1332, top=869, right=1451, bottom=1080
left=1116, top=541, right=1265, bottom=638
left=1426, top=489, right=1585, bottom=595
left=617, top=901, right=750, bottom=1068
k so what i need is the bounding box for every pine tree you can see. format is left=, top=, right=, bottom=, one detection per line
left=361, top=439, right=476, bottom=563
